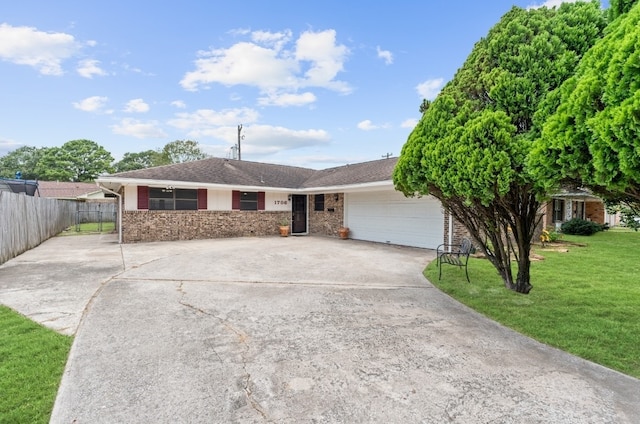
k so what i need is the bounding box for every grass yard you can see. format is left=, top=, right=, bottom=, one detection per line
left=0, top=306, right=72, bottom=423
left=59, top=221, right=116, bottom=235
left=427, top=229, right=640, bottom=378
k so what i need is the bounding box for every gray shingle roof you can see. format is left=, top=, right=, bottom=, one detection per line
left=302, top=157, right=398, bottom=188
left=107, top=156, right=398, bottom=189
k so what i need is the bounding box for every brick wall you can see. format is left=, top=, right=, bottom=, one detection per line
left=308, top=193, right=344, bottom=237
left=585, top=201, right=605, bottom=224
left=443, top=212, right=471, bottom=247
left=122, top=210, right=290, bottom=243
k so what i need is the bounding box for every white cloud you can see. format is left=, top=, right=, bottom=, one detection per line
left=111, top=118, right=167, bottom=139
left=171, top=100, right=186, bottom=108
left=0, top=23, right=80, bottom=75
left=218, top=124, right=331, bottom=155
left=181, top=41, right=298, bottom=91
left=251, top=29, right=292, bottom=51
left=401, top=118, right=419, bottom=129
left=357, top=120, right=389, bottom=131
left=180, top=28, right=351, bottom=101
left=168, top=108, right=260, bottom=137
left=77, top=59, right=107, bottom=78
left=294, top=30, right=351, bottom=93
left=124, top=98, right=150, bottom=113
left=527, top=0, right=581, bottom=9
left=376, top=46, right=393, bottom=65
left=73, top=95, right=109, bottom=113
left=166, top=107, right=329, bottom=154
left=416, top=78, right=444, bottom=100
left=0, top=137, right=25, bottom=156
left=258, top=91, right=317, bottom=107
left=357, top=120, right=376, bottom=131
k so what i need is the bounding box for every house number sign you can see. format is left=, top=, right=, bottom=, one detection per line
left=274, top=200, right=288, bottom=205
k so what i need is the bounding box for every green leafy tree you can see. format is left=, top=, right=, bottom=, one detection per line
left=0, top=146, right=44, bottom=179
left=113, top=150, right=168, bottom=172
left=36, top=139, right=114, bottom=182
left=608, top=0, right=639, bottom=20
left=530, top=2, right=640, bottom=205
left=394, top=2, right=605, bottom=293
left=161, top=140, right=208, bottom=164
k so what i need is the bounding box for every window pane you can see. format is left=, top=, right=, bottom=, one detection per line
left=241, top=192, right=258, bottom=201
left=175, top=189, right=197, bottom=200
left=176, top=199, right=198, bottom=210
left=240, top=200, right=258, bottom=210
left=240, top=192, right=258, bottom=210
left=314, top=194, right=324, bottom=211
left=149, top=198, right=174, bottom=210
left=149, top=188, right=173, bottom=199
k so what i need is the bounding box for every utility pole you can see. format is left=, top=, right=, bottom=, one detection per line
left=382, top=152, right=393, bottom=159
left=237, top=124, right=243, bottom=160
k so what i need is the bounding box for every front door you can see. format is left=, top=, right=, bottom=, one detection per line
left=291, top=194, right=307, bottom=234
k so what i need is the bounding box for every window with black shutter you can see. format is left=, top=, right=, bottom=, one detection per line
left=148, top=188, right=198, bottom=210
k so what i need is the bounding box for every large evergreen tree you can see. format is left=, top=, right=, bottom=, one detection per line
left=530, top=1, right=640, bottom=204
left=394, top=2, right=606, bottom=293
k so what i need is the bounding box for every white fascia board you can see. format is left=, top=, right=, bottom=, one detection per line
left=299, top=180, right=393, bottom=194
left=96, top=177, right=294, bottom=193
left=96, top=177, right=395, bottom=194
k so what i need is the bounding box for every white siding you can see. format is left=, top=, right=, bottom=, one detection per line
left=207, top=190, right=231, bottom=210
left=265, top=192, right=290, bottom=211
left=345, top=190, right=443, bottom=249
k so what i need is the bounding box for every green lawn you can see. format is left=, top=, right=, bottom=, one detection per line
left=427, top=229, right=640, bottom=378
left=0, top=306, right=72, bottom=423
left=59, top=221, right=116, bottom=235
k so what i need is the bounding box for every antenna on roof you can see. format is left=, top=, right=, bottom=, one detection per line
left=237, top=124, right=244, bottom=161
left=382, top=153, right=393, bottom=159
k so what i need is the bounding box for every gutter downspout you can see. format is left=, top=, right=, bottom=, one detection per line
left=97, top=184, right=122, bottom=244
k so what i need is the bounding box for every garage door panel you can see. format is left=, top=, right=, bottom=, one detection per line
left=346, top=191, right=443, bottom=249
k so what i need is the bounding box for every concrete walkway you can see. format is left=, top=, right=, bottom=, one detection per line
left=0, top=234, right=639, bottom=423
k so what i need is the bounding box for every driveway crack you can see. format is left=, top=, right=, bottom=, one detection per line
left=177, top=281, right=269, bottom=422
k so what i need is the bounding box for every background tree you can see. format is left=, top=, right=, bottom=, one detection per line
left=394, top=2, right=606, bottom=293
left=161, top=140, right=208, bottom=164
left=35, top=139, right=113, bottom=182
left=530, top=2, right=640, bottom=205
left=113, top=150, right=168, bottom=172
left=0, top=146, right=44, bottom=179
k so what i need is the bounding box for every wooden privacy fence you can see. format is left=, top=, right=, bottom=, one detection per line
left=0, top=191, right=77, bottom=265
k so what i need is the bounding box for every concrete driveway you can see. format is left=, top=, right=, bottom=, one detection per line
left=1, top=234, right=639, bottom=423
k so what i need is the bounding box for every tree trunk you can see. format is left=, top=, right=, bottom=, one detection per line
left=439, top=187, right=540, bottom=295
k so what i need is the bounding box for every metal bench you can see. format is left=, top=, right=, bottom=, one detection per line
left=436, top=238, right=474, bottom=283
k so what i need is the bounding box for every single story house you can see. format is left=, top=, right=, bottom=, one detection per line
left=540, top=188, right=619, bottom=230
left=37, top=181, right=113, bottom=200
left=97, top=157, right=461, bottom=249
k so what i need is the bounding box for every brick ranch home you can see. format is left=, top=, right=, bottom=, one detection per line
left=97, top=157, right=466, bottom=249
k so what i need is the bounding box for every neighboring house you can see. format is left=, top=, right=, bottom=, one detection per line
left=36, top=181, right=109, bottom=200
left=540, top=188, right=618, bottom=230
left=37, top=181, right=117, bottom=225
left=97, top=157, right=457, bottom=249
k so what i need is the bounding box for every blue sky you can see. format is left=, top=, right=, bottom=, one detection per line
left=0, top=0, right=604, bottom=169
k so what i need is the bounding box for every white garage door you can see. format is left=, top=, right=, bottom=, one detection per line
left=345, top=190, right=443, bottom=249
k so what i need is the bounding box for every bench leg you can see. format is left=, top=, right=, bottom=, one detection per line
left=464, top=264, right=470, bottom=283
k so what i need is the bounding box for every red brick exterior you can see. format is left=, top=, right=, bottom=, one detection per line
left=585, top=201, right=605, bottom=224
